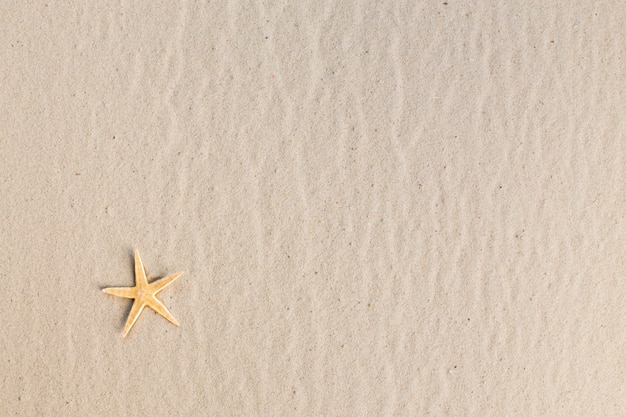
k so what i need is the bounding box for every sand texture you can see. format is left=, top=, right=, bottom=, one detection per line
left=0, top=1, right=624, bottom=415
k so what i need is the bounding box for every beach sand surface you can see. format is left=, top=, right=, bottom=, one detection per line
left=0, top=1, right=624, bottom=415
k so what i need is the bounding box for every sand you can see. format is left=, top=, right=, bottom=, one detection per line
left=0, top=1, right=624, bottom=415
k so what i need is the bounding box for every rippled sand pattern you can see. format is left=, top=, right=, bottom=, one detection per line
left=0, top=1, right=623, bottom=415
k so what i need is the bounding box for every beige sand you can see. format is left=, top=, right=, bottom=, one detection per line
left=0, top=1, right=624, bottom=415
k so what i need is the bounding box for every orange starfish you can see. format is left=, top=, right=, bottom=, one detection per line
left=103, top=250, right=183, bottom=337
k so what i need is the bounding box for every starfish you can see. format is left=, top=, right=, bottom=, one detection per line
left=103, top=249, right=183, bottom=337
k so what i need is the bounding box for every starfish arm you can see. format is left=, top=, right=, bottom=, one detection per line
left=123, top=299, right=146, bottom=337
left=134, top=249, right=147, bottom=286
left=149, top=272, right=183, bottom=294
left=102, top=287, right=136, bottom=299
left=147, top=296, right=180, bottom=327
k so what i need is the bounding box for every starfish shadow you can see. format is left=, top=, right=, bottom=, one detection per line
left=120, top=248, right=139, bottom=328
left=127, top=247, right=136, bottom=274
left=97, top=248, right=141, bottom=329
